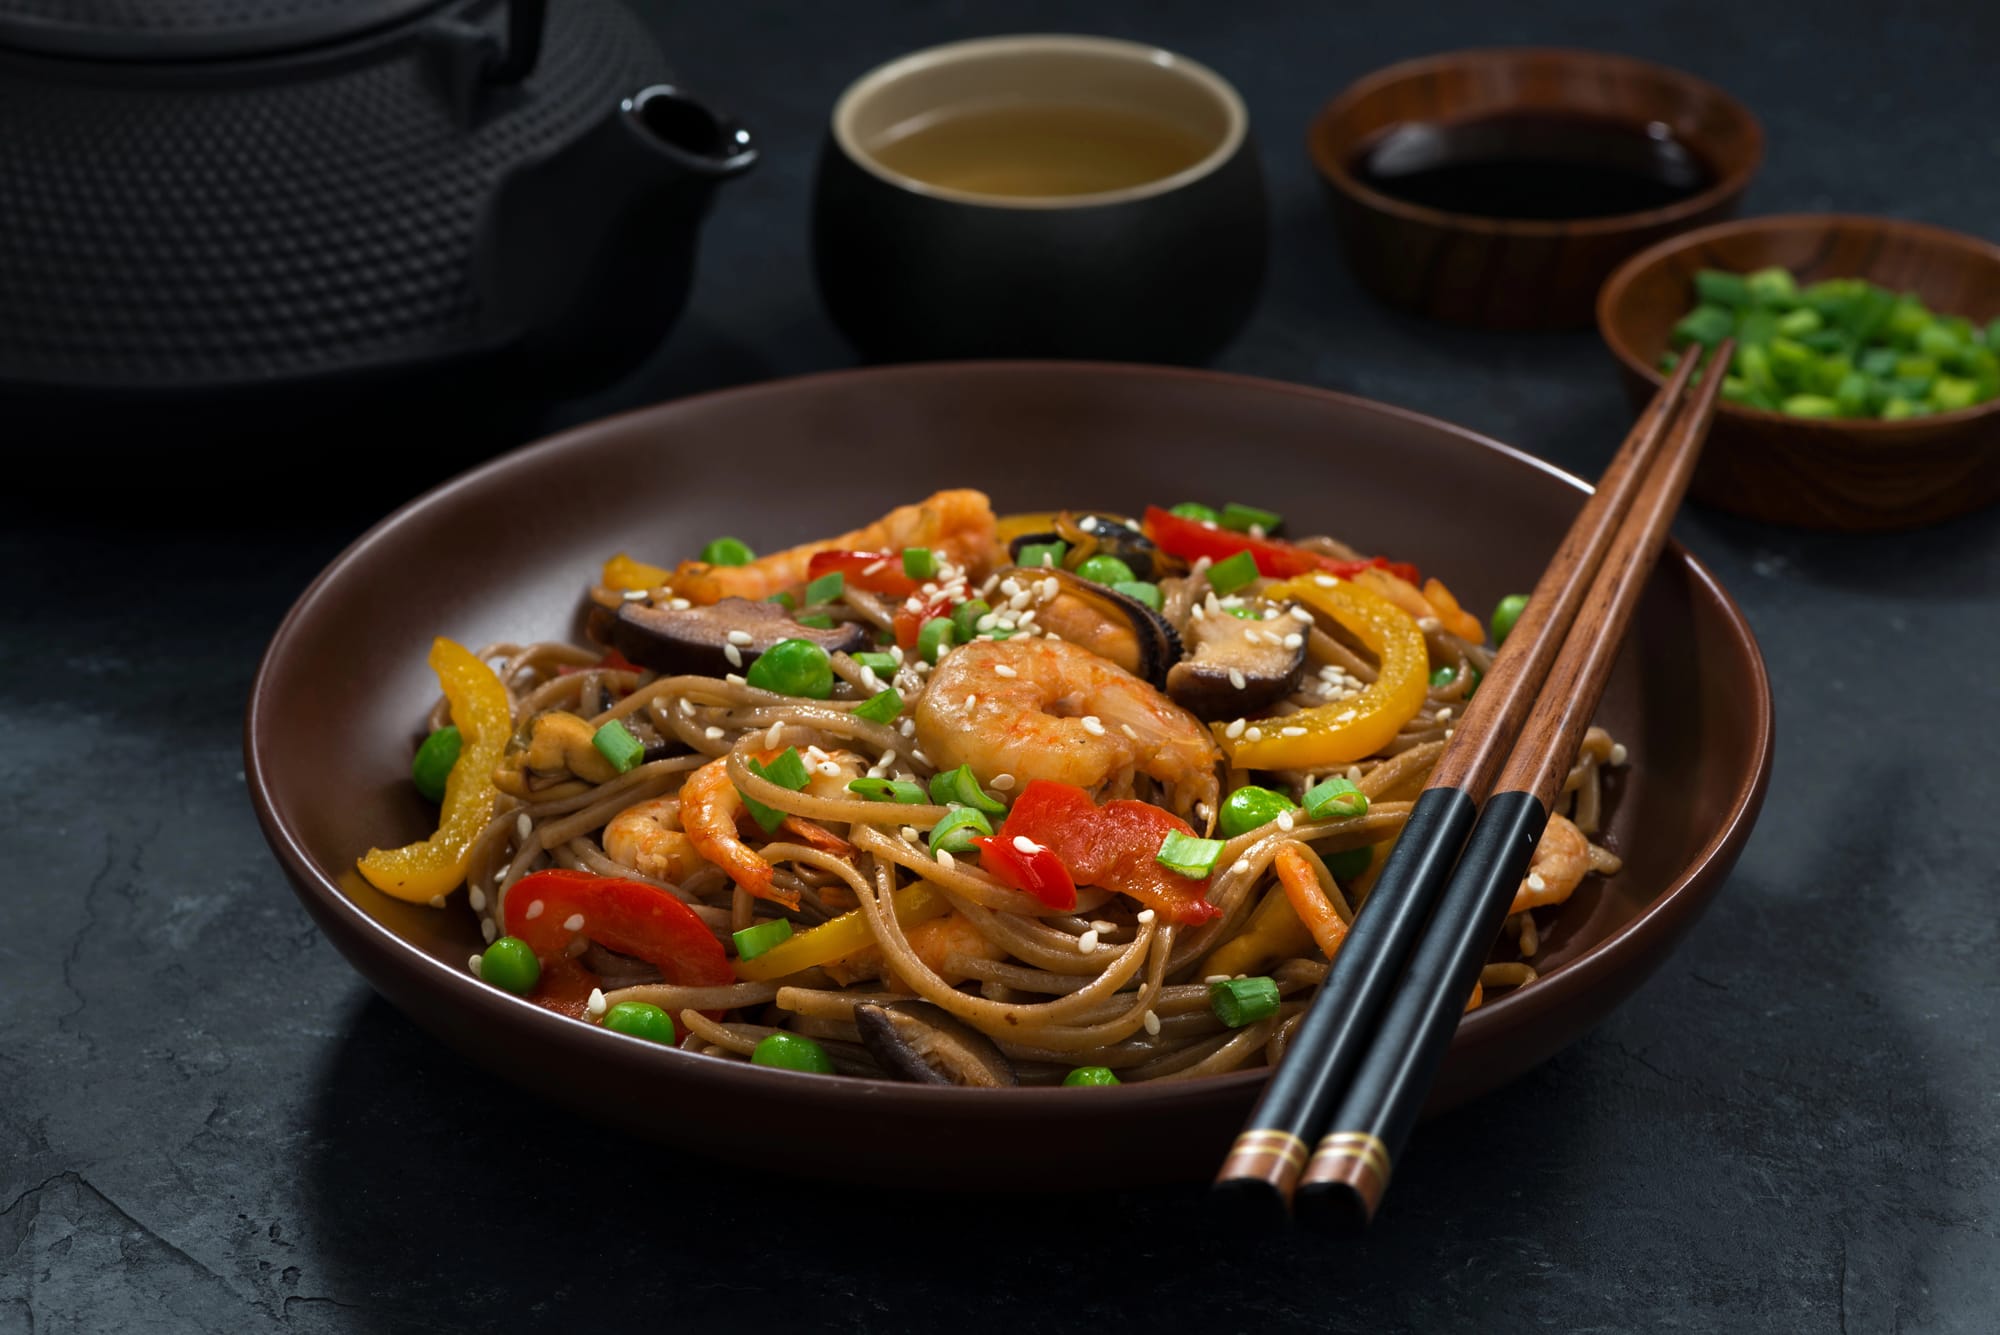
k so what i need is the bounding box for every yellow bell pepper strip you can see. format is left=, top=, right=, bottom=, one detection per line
left=601, top=552, right=671, bottom=592
left=1215, top=576, right=1429, bottom=770
left=733, top=882, right=948, bottom=982
left=1205, top=884, right=1315, bottom=979
left=358, top=638, right=510, bottom=903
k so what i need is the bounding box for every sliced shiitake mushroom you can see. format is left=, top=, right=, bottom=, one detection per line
left=1029, top=568, right=1181, bottom=688
left=1006, top=511, right=1161, bottom=581
left=853, top=1000, right=1018, bottom=1087
left=589, top=597, right=869, bottom=677
left=1167, top=603, right=1309, bottom=718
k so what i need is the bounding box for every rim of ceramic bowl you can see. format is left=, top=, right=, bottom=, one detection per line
left=829, top=34, right=1248, bottom=211
left=245, top=360, right=1774, bottom=1114
left=1599, top=211, right=2000, bottom=433
left=1308, top=46, right=1764, bottom=239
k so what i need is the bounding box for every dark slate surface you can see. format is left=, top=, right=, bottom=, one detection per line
left=5, top=1, right=1998, bottom=1331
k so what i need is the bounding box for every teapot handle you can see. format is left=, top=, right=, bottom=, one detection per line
left=484, top=0, right=545, bottom=85
left=423, top=0, right=549, bottom=120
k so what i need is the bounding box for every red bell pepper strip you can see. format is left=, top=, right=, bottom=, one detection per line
left=979, top=780, right=1220, bottom=925
left=503, top=869, right=734, bottom=1007
left=970, top=833, right=1079, bottom=911
left=892, top=591, right=957, bottom=650
left=1141, top=507, right=1420, bottom=586
left=558, top=648, right=644, bottom=676
left=805, top=549, right=923, bottom=600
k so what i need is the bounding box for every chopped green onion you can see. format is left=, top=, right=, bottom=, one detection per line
left=795, top=613, right=836, bottom=629
left=602, top=1001, right=676, bottom=1044
left=1155, top=829, right=1226, bottom=879
left=480, top=935, right=540, bottom=994
left=1219, top=501, right=1283, bottom=534
left=804, top=571, right=844, bottom=606
left=1063, top=1066, right=1121, bottom=1087
left=700, top=536, right=754, bottom=566
left=852, top=650, right=898, bottom=675
left=1491, top=593, right=1528, bottom=645
left=852, top=687, right=903, bottom=725
left=1207, top=550, right=1260, bottom=596
left=732, top=918, right=794, bottom=961
left=917, top=616, right=957, bottom=663
left=751, top=1032, right=834, bottom=1073
left=928, top=806, right=995, bottom=857
left=744, top=638, right=833, bottom=699
left=591, top=719, right=645, bottom=774
left=1016, top=540, right=1068, bottom=570
left=1169, top=502, right=1220, bottom=522
left=765, top=591, right=797, bottom=611
left=741, top=747, right=809, bottom=833
left=1325, top=846, right=1371, bottom=883
left=1302, top=776, right=1369, bottom=820
left=1210, top=976, right=1281, bottom=1028
left=951, top=598, right=991, bottom=640
left=902, top=547, right=938, bottom=580
left=1693, top=269, right=1750, bottom=309
left=1745, top=266, right=1798, bottom=306
left=1111, top=580, right=1162, bottom=610
left=927, top=763, right=1008, bottom=816
left=846, top=776, right=926, bottom=804
left=1218, top=785, right=1299, bottom=839
left=410, top=725, right=462, bottom=802
left=1075, top=553, right=1137, bottom=584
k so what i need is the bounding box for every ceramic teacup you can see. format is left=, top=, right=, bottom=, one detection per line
left=813, top=35, right=1267, bottom=363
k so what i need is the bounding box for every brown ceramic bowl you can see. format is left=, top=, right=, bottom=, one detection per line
left=245, top=363, right=1773, bottom=1189
left=1599, top=213, right=2000, bottom=530
left=1308, top=48, right=1762, bottom=328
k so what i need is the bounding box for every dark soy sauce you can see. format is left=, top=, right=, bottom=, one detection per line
left=1352, top=111, right=1715, bottom=220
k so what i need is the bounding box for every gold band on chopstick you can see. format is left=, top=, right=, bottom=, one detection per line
left=1216, top=1128, right=1308, bottom=1190
left=1304, top=1131, right=1392, bottom=1187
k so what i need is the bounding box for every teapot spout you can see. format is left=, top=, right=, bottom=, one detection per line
left=478, top=86, right=756, bottom=387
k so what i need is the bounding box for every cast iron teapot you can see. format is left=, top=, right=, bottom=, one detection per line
left=0, top=0, right=755, bottom=437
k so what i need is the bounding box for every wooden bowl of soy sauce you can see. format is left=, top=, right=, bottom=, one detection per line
left=1309, top=48, right=1762, bottom=328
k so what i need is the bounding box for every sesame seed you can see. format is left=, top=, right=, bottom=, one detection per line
left=1334, top=710, right=1356, bottom=724
left=704, top=726, right=725, bottom=740
left=1444, top=728, right=1455, bottom=739
left=726, top=629, right=755, bottom=646
left=964, top=694, right=977, bottom=710
left=992, top=773, right=1016, bottom=791
left=1436, top=708, right=1454, bottom=723
left=879, top=750, right=898, bottom=770
left=725, top=674, right=746, bottom=686
left=468, top=953, right=484, bottom=977
left=1346, top=766, right=1363, bottom=781
left=1016, top=610, right=1038, bottom=627
left=526, top=899, right=544, bottom=920
left=668, top=597, right=692, bottom=610
left=1527, top=872, right=1547, bottom=893
left=993, top=664, right=1017, bottom=679
left=1191, top=604, right=1206, bottom=620
left=562, top=913, right=585, bottom=932
left=1008, top=591, right=1033, bottom=612
left=1137, top=908, right=1156, bottom=924
left=976, top=614, right=999, bottom=632
left=816, top=761, right=842, bottom=777
left=1228, top=668, right=1247, bottom=690
left=1283, top=633, right=1304, bottom=649
left=901, top=825, right=920, bottom=842
left=1230, top=858, right=1252, bottom=876
left=863, top=558, right=889, bottom=576
left=1121, top=723, right=1139, bottom=740
left=1090, top=920, right=1117, bottom=934
left=911, top=749, right=929, bottom=765
left=890, top=646, right=906, bottom=664
left=1080, top=715, right=1106, bottom=736
left=1039, top=552, right=1056, bottom=568
left=1610, top=743, right=1629, bottom=766
left=469, top=887, right=486, bottom=912
left=1079, top=516, right=1098, bottom=532
left=1040, top=577, right=1060, bottom=600
left=765, top=722, right=784, bottom=749
left=936, top=848, right=956, bottom=870
left=904, top=596, right=925, bottom=613
left=1290, top=606, right=1314, bottom=623
left=587, top=988, right=607, bottom=1017
left=515, top=813, right=532, bottom=841
left=678, top=697, right=696, bottom=715
left=1000, top=578, right=1022, bottom=597
left=1417, top=617, right=1440, bottom=633
left=1204, top=974, right=1229, bottom=985
left=1281, top=726, right=1307, bottom=737
left=1277, top=812, right=1296, bottom=831
left=428, top=894, right=446, bottom=909
left=1245, top=726, right=1263, bottom=742
left=1315, top=574, right=1337, bottom=588
left=860, top=668, right=884, bottom=693
left=898, top=718, right=915, bottom=736
left=1225, top=718, right=1246, bottom=739
left=1143, top=1009, right=1162, bottom=1036
left=480, top=918, right=497, bottom=943
left=1012, top=835, right=1042, bottom=855
left=723, top=642, right=743, bottom=668
left=1076, top=930, right=1099, bottom=954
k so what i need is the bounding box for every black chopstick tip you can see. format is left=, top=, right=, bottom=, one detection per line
left=1294, top=1178, right=1376, bottom=1235
left=1209, top=1173, right=1295, bottom=1232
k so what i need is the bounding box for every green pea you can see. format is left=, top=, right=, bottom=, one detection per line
left=602, top=1001, right=676, bottom=1044
left=1074, top=554, right=1137, bottom=585
left=480, top=936, right=540, bottom=995
left=699, top=537, right=755, bottom=566
left=1168, top=502, right=1219, bottom=522
left=751, top=1032, right=834, bottom=1074
left=744, top=638, right=833, bottom=699
left=1491, top=594, right=1528, bottom=646
left=1063, top=1066, right=1121, bottom=1087
left=1218, top=785, right=1299, bottom=839
left=1429, top=665, right=1456, bottom=688
left=410, top=725, right=462, bottom=802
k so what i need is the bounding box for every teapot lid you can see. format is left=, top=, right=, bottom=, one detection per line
left=0, top=0, right=446, bottom=60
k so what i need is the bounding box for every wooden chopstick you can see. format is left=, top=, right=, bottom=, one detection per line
left=1212, top=343, right=1724, bottom=1218
left=1289, top=342, right=1735, bottom=1231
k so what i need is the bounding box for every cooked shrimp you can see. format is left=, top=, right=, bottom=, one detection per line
left=668, top=489, right=998, bottom=604
left=679, top=748, right=868, bottom=909
left=822, top=911, right=1007, bottom=988
left=602, top=797, right=710, bottom=883
left=1511, top=812, right=1598, bottom=914
left=915, top=637, right=1223, bottom=825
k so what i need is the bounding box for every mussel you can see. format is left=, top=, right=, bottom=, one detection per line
left=1006, top=511, right=1162, bottom=581
left=1030, top=568, right=1182, bottom=689
left=590, top=597, right=870, bottom=677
